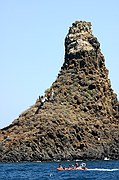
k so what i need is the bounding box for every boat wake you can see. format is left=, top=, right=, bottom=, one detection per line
left=88, top=168, right=119, bottom=171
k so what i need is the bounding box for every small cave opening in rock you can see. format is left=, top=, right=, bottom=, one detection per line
left=80, top=60, right=86, bottom=69
left=88, top=84, right=96, bottom=90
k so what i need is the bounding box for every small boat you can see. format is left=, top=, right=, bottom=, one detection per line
left=57, top=163, right=88, bottom=170
left=104, top=157, right=110, bottom=160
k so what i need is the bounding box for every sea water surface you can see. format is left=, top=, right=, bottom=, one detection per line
left=0, top=160, right=119, bottom=180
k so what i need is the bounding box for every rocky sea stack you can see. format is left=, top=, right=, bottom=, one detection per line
left=0, top=21, right=119, bottom=162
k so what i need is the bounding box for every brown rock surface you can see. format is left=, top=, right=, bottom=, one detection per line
left=0, top=21, right=119, bottom=162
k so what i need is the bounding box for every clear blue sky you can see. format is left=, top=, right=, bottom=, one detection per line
left=0, top=0, right=119, bottom=128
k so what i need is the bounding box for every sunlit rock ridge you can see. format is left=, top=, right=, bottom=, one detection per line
left=0, top=21, right=119, bottom=162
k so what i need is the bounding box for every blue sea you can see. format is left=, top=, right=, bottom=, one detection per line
left=0, top=160, right=119, bottom=180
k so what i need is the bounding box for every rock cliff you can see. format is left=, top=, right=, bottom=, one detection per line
left=0, top=21, right=119, bottom=162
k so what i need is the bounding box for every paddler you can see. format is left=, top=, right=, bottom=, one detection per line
left=77, top=163, right=88, bottom=170
left=56, top=164, right=63, bottom=170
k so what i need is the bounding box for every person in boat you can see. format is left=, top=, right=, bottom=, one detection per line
left=63, top=165, right=72, bottom=170
left=71, top=165, right=75, bottom=170
left=56, top=164, right=64, bottom=170
left=77, top=163, right=88, bottom=170
left=75, top=161, right=79, bottom=168
left=67, top=165, right=72, bottom=170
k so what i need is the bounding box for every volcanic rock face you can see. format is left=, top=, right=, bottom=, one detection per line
left=0, top=21, right=119, bottom=162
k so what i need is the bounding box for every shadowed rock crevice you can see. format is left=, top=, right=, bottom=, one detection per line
left=0, top=21, right=119, bottom=162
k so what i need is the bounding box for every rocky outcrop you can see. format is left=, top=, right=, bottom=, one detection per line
left=0, top=21, right=119, bottom=162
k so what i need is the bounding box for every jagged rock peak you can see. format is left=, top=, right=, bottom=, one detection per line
left=69, top=21, right=92, bottom=34
left=65, top=20, right=99, bottom=53
left=57, top=20, right=118, bottom=119
left=62, top=21, right=100, bottom=72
